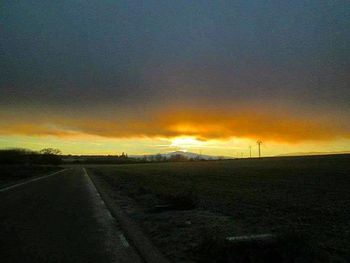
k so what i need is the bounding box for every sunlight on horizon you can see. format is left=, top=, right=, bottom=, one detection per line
left=170, top=137, right=203, bottom=149
left=0, top=134, right=350, bottom=157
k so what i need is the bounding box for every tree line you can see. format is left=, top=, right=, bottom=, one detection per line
left=0, top=148, right=62, bottom=165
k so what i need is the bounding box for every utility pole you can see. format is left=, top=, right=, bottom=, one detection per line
left=257, top=140, right=262, bottom=158
left=249, top=146, right=252, bottom=158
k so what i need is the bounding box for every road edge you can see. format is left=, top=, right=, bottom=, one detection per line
left=0, top=168, right=68, bottom=193
left=84, top=168, right=170, bottom=263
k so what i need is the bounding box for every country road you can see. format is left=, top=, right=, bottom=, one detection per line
left=0, top=168, right=143, bottom=263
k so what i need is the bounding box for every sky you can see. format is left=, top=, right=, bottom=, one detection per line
left=1, top=0, right=349, bottom=156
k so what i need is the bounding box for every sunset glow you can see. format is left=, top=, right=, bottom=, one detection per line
left=1, top=1, right=349, bottom=156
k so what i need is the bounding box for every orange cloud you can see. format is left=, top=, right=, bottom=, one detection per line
left=0, top=123, right=79, bottom=138
left=0, top=108, right=349, bottom=143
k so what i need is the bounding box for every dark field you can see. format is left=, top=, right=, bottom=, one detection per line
left=90, top=155, right=350, bottom=261
left=0, top=165, right=61, bottom=187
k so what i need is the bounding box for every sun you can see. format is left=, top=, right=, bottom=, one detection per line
left=170, top=137, right=203, bottom=149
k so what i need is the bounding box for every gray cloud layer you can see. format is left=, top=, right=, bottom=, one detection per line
left=1, top=0, right=349, bottom=119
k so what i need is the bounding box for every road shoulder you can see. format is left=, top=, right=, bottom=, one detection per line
left=85, top=168, right=169, bottom=263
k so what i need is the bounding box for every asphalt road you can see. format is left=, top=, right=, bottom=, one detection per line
left=0, top=168, right=143, bottom=263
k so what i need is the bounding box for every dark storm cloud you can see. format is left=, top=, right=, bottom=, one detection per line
left=1, top=1, right=349, bottom=126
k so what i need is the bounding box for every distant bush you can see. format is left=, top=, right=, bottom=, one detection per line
left=0, top=148, right=62, bottom=165
left=169, top=154, right=189, bottom=162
